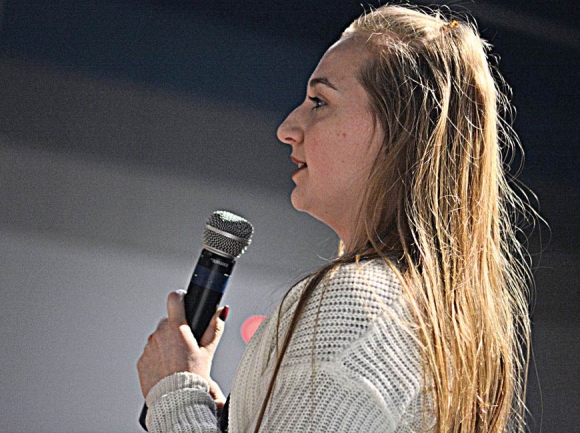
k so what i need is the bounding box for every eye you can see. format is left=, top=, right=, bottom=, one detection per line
left=308, top=96, right=326, bottom=110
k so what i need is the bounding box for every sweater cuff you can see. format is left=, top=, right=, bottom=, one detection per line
left=146, top=372, right=210, bottom=408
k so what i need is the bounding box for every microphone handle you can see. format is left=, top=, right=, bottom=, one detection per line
left=139, top=249, right=235, bottom=431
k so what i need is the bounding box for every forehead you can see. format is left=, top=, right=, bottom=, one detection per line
left=310, top=36, right=369, bottom=87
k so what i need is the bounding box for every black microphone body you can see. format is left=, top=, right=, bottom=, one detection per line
left=184, top=248, right=235, bottom=341
left=139, top=211, right=253, bottom=431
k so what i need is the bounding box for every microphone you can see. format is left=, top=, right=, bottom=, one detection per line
left=139, top=210, right=254, bottom=431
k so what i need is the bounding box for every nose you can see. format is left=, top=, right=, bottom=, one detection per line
left=276, top=107, right=303, bottom=147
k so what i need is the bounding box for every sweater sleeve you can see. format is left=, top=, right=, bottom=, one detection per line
left=145, top=372, right=221, bottom=433
left=227, top=261, right=428, bottom=432
left=258, top=362, right=394, bottom=432
left=254, top=315, right=425, bottom=433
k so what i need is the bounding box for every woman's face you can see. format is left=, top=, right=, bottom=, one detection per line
left=277, top=36, right=382, bottom=249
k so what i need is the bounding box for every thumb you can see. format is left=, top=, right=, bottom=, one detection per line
left=199, top=305, right=229, bottom=351
left=167, top=290, right=187, bottom=325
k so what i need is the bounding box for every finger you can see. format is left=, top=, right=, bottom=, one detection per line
left=150, top=318, right=169, bottom=340
left=167, top=290, right=187, bottom=325
left=208, top=379, right=226, bottom=416
left=199, top=306, right=228, bottom=350
left=219, top=305, right=230, bottom=321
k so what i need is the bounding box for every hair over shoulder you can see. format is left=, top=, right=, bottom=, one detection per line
left=258, top=4, right=536, bottom=432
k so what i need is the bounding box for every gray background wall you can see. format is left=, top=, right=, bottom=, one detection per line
left=0, top=1, right=578, bottom=432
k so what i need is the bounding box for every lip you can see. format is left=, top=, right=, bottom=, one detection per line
left=290, top=156, right=307, bottom=179
left=291, top=156, right=306, bottom=166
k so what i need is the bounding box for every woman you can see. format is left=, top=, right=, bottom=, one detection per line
left=138, top=4, right=534, bottom=432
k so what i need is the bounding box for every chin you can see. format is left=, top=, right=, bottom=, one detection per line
left=290, top=189, right=305, bottom=212
left=291, top=193, right=328, bottom=226
left=290, top=189, right=316, bottom=213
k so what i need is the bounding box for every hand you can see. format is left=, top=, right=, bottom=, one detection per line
left=208, top=378, right=227, bottom=418
left=137, top=291, right=228, bottom=401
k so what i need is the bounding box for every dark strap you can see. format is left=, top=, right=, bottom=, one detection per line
left=219, top=394, right=230, bottom=432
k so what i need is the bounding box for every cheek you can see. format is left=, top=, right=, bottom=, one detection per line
left=309, top=121, right=377, bottom=179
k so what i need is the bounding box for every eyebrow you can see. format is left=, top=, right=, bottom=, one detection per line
left=308, top=76, right=339, bottom=91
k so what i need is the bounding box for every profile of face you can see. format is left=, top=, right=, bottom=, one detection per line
left=277, top=35, right=383, bottom=249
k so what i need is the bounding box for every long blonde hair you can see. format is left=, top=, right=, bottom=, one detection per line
left=256, top=4, right=534, bottom=432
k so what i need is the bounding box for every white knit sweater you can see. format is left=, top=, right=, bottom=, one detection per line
left=146, top=260, right=430, bottom=432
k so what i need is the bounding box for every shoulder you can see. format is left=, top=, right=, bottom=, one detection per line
left=283, top=259, right=409, bottom=363
left=305, top=259, right=405, bottom=323
left=280, top=260, right=426, bottom=428
left=278, top=259, right=402, bottom=325
left=320, top=259, right=403, bottom=307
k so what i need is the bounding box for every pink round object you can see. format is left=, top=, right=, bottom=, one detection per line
left=240, top=315, right=266, bottom=343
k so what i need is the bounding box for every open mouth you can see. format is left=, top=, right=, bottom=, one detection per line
left=291, top=157, right=307, bottom=178
left=291, top=156, right=307, bottom=169
left=292, top=163, right=307, bottom=178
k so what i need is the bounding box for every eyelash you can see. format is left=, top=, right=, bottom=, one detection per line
left=308, top=96, right=326, bottom=110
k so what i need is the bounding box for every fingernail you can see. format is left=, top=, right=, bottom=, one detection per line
left=219, top=305, right=230, bottom=321
left=175, top=289, right=187, bottom=296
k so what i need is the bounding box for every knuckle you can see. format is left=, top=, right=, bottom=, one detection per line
left=214, top=321, right=225, bottom=336
left=215, top=326, right=224, bottom=338
left=156, top=318, right=169, bottom=330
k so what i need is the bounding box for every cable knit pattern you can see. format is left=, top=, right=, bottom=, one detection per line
left=146, top=260, right=430, bottom=432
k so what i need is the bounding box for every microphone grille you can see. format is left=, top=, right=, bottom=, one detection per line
left=203, top=210, right=254, bottom=258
